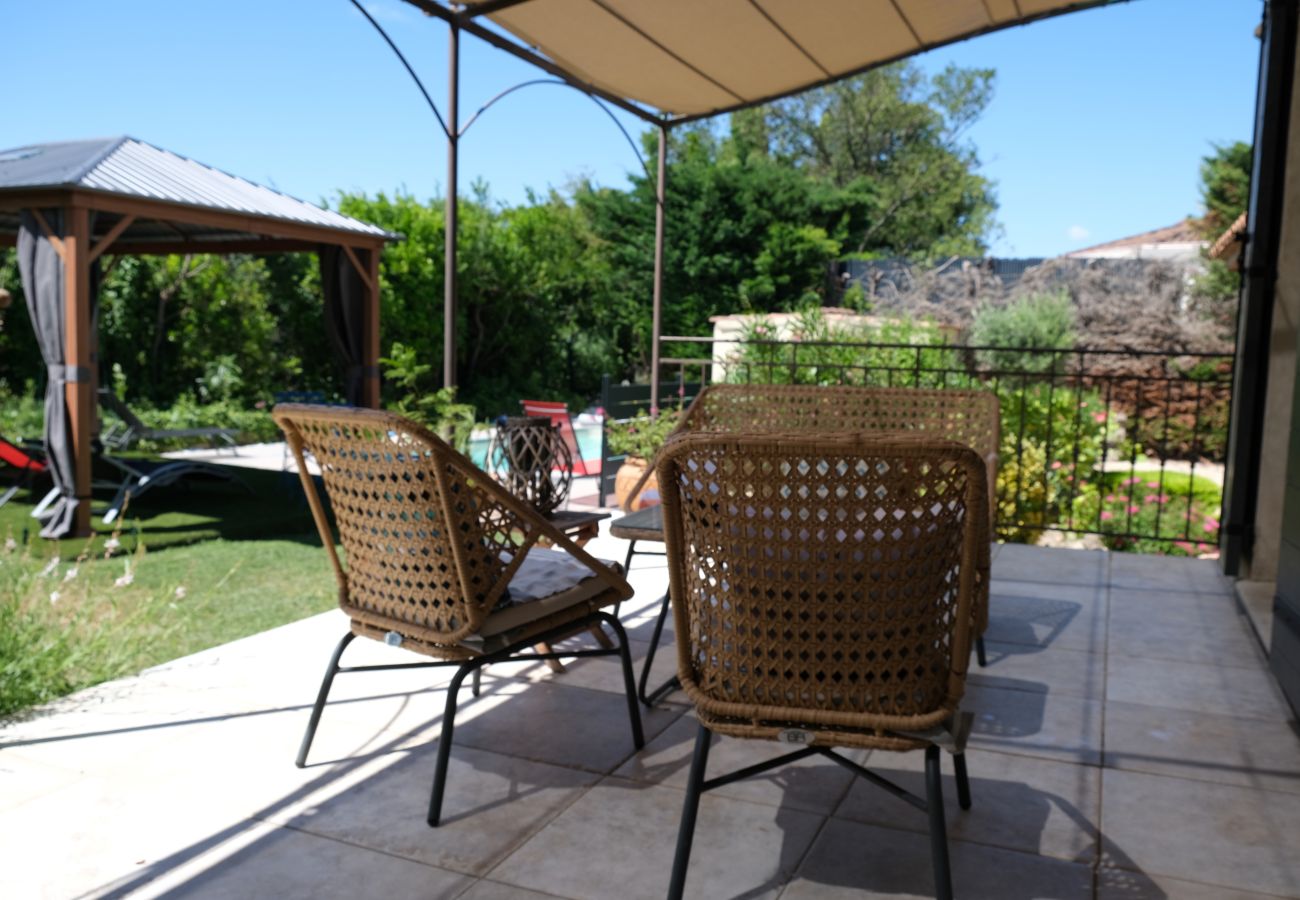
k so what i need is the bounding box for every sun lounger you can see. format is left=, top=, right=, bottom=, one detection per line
left=99, top=388, right=237, bottom=450
left=0, top=435, right=48, bottom=509
left=27, top=448, right=249, bottom=526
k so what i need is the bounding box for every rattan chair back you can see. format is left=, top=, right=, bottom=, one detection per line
left=681, top=384, right=999, bottom=518
left=689, top=381, right=995, bottom=438
left=274, top=404, right=609, bottom=652
left=657, top=431, right=989, bottom=749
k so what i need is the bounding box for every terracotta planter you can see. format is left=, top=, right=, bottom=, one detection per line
left=614, top=457, right=659, bottom=510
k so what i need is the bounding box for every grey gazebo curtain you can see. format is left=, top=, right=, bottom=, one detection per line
left=17, top=210, right=80, bottom=538
left=319, top=245, right=367, bottom=406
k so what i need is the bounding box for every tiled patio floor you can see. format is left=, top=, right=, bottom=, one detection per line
left=2, top=537, right=1298, bottom=899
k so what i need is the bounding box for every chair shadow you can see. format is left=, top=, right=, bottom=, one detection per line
left=769, top=763, right=1166, bottom=900
left=965, top=675, right=1050, bottom=738
left=982, top=592, right=1085, bottom=660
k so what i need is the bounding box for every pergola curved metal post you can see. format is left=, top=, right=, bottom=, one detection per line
left=400, top=0, right=1118, bottom=414
left=0, top=137, right=398, bottom=537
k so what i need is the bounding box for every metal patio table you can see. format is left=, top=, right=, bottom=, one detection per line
left=610, top=504, right=679, bottom=706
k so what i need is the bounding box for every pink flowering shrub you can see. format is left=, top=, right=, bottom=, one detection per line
left=1081, top=470, right=1221, bottom=557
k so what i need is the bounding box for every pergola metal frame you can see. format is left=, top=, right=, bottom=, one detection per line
left=395, top=0, right=1118, bottom=415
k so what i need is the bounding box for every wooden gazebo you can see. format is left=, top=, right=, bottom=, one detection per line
left=0, top=136, right=398, bottom=537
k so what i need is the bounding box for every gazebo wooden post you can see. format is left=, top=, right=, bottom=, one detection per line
left=364, top=246, right=382, bottom=408
left=64, top=204, right=93, bottom=537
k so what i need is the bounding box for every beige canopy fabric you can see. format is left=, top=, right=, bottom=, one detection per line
left=461, top=0, right=1116, bottom=120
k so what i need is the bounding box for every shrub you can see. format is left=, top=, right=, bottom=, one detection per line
left=380, top=341, right=477, bottom=451
left=128, top=394, right=281, bottom=448
left=606, top=406, right=684, bottom=461
left=0, top=379, right=43, bottom=441
left=971, top=289, right=1076, bottom=374
left=994, top=381, right=1107, bottom=544
left=1077, top=470, right=1222, bottom=557
left=725, top=308, right=966, bottom=389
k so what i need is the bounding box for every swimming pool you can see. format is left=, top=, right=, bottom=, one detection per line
left=467, top=421, right=604, bottom=472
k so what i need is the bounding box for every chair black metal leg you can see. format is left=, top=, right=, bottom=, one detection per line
left=975, top=635, right=987, bottom=667
left=610, top=541, right=639, bottom=620
left=638, top=590, right=680, bottom=707
left=925, top=745, right=954, bottom=900
left=598, top=611, right=645, bottom=749
left=472, top=666, right=482, bottom=698
left=295, top=631, right=356, bottom=768
left=953, top=752, right=972, bottom=810
left=428, top=661, right=479, bottom=827
left=668, top=723, right=712, bottom=900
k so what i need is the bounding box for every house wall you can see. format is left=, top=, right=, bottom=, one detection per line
left=1263, top=7, right=1300, bottom=714
left=1250, top=10, right=1300, bottom=584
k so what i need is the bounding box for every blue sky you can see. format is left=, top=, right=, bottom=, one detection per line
left=3, top=0, right=1262, bottom=258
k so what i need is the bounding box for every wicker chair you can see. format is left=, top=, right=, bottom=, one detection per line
left=625, top=383, right=999, bottom=668
left=273, top=404, right=644, bottom=826
left=657, top=431, right=988, bottom=900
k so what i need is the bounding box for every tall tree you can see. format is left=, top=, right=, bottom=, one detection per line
left=1196, top=141, right=1252, bottom=238
left=1190, top=140, right=1251, bottom=337
left=736, top=61, right=998, bottom=258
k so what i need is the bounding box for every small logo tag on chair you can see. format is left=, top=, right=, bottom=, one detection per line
left=384, top=631, right=404, bottom=647
left=778, top=729, right=813, bottom=745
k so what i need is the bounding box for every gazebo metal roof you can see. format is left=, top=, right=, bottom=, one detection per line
left=0, top=137, right=396, bottom=253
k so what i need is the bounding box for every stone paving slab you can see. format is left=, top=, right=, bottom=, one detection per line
left=1, top=540, right=1296, bottom=900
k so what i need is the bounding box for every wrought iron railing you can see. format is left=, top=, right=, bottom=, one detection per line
left=657, top=335, right=1234, bottom=554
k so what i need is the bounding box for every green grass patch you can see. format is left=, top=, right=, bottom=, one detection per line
left=0, top=531, right=336, bottom=718
left=0, top=466, right=317, bottom=554
left=0, top=461, right=337, bottom=717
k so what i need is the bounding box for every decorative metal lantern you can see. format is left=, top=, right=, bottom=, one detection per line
left=488, top=416, right=572, bottom=514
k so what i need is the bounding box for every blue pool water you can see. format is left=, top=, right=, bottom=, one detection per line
left=468, top=422, right=603, bottom=472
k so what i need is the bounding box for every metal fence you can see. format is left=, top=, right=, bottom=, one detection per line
left=657, top=335, right=1234, bottom=554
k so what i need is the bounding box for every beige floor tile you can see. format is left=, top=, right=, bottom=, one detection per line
left=1097, top=869, right=1297, bottom=900
left=964, top=682, right=1104, bottom=765
left=969, top=641, right=1104, bottom=701
left=834, top=748, right=1099, bottom=863
left=478, top=629, right=680, bottom=703
left=458, top=881, right=575, bottom=900
left=0, top=775, right=280, bottom=900
left=0, top=690, right=293, bottom=777
left=1104, top=700, right=1300, bottom=795
left=0, top=749, right=84, bottom=811
left=1101, top=767, right=1300, bottom=897
left=278, top=745, right=601, bottom=877
left=614, top=714, right=860, bottom=814
left=1109, top=584, right=1255, bottom=628
left=781, top=818, right=1094, bottom=899
left=489, top=775, right=821, bottom=900
left=1106, top=655, right=1295, bottom=721
left=984, top=580, right=1107, bottom=654
left=1108, top=553, right=1231, bottom=595
left=1106, top=614, right=1266, bottom=668
left=450, top=678, right=680, bottom=773
left=129, top=821, right=474, bottom=900
left=993, top=544, right=1104, bottom=587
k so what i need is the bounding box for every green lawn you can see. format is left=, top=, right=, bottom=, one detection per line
left=0, top=466, right=322, bottom=553
left=0, top=463, right=337, bottom=716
